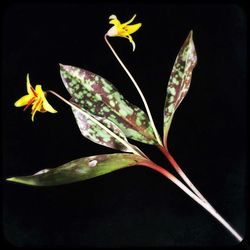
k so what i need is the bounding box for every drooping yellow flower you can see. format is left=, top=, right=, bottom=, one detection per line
left=106, top=14, right=142, bottom=51
left=15, top=74, right=57, bottom=121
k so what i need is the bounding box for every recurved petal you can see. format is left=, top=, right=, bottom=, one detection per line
left=125, top=23, right=142, bottom=35
left=31, top=109, right=37, bottom=122
left=35, top=84, right=44, bottom=96
left=109, top=14, right=117, bottom=20
left=131, top=40, right=136, bottom=52
left=122, top=34, right=136, bottom=51
left=123, top=14, right=137, bottom=26
left=31, top=98, right=43, bottom=121
left=14, top=95, right=31, bottom=107
left=35, top=85, right=57, bottom=113
left=109, top=18, right=121, bottom=26
left=26, top=74, right=36, bottom=96
left=26, top=74, right=31, bottom=93
left=42, top=98, right=57, bottom=113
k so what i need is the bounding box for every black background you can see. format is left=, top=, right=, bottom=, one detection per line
left=1, top=2, right=247, bottom=248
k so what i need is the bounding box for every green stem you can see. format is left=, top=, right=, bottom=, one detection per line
left=104, top=34, right=163, bottom=146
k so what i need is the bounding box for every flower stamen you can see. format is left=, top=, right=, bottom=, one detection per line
left=30, top=86, right=38, bottom=97
left=23, top=97, right=36, bottom=111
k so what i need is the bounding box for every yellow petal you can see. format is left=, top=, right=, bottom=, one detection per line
left=106, top=14, right=141, bottom=51
left=42, top=98, right=57, bottom=113
left=26, top=74, right=31, bottom=93
left=31, top=108, right=37, bottom=122
left=31, top=98, right=43, bottom=121
left=14, top=95, right=32, bottom=107
left=35, top=85, right=57, bottom=113
left=123, top=14, right=137, bottom=26
left=124, top=34, right=136, bottom=52
left=124, top=23, right=142, bottom=35
left=26, top=74, right=35, bottom=96
left=109, top=18, right=121, bottom=26
left=35, top=84, right=44, bottom=96
left=109, top=14, right=121, bottom=26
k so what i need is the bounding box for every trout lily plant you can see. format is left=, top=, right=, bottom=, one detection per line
left=8, top=14, right=243, bottom=243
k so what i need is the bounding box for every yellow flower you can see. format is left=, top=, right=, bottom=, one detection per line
left=15, top=74, right=57, bottom=121
left=106, top=14, right=142, bottom=51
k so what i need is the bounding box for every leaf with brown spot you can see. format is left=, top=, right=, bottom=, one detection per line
left=60, top=64, right=157, bottom=145
left=163, top=31, right=197, bottom=146
left=6, top=154, right=147, bottom=186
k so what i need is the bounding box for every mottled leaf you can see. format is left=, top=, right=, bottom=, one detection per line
left=163, top=31, right=197, bottom=145
left=60, top=64, right=157, bottom=145
left=71, top=103, right=130, bottom=152
left=6, top=153, right=146, bottom=186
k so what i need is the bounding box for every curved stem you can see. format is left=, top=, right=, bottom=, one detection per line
left=141, top=160, right=243, bottom=242
left=47, top=90, right=144, bottom=157
left=104, top=34, right=163, bottom=146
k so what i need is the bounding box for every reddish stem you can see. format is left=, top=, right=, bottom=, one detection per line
left=158, top=145, right=208, bottom=204
left=140, top=160, right=243, bottom=242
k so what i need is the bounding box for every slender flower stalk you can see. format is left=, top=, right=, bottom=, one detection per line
left=105, top=30, right=227, bottom=219
left=105, top=18, right=207, bottom=208
left=105, top=32, right=214, bottom=209
left=105, top=20, right=243, bottom=242
left=141, top=160, right=243, bottom=242
left=47, top=90, right=143, bottom=157
left=104, top=35, right=163, bottom=146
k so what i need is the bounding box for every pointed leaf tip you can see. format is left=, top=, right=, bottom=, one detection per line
left=184, top=30, right=194, bottom=45
left=6, top=154, right=147, bottom=186
left=189, top=30, right=193, bottom=38
left=59, top=63, right=66, bottom=70
left=187, top=31, right=193, bottom=44
left=6, top=177, right=36, bottom=186
left=163, top=31, right=197, bottom=146
left=6, top=177, right=14, bottom=182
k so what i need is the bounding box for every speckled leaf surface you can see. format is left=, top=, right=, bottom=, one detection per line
left=163, top=31, right=197, bottom=145
left=71, top=104, right=130, bottom=152
left=7, top=154, right=146, bottom=186
left=60, top=64, right=157, bottom=145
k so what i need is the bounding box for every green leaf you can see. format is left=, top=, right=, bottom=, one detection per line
left=6, top=153, right=146, bottom=186
left=71, top=104, right=131, bottom=152
left=163, top=31, right=197, bottom=145
left=60, top=64, right=157, bottom=145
